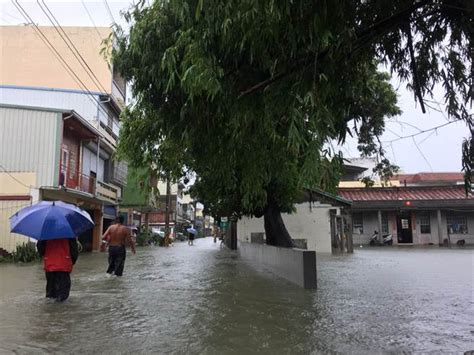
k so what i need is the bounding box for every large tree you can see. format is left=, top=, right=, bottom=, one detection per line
left=113, top=0, right=473, bottom=247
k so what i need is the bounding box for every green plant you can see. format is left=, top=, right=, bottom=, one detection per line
left=136, top=227, right=153, bottom=246
left=10, top=242, right=40, bottom=263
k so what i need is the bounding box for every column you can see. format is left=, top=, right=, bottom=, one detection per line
left=377, top=210, right=383, bottom=244
left=437, top=209, right=443, bottom=246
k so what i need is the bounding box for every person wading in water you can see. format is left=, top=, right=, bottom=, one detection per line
left=102, top=216, right=136, bottom=277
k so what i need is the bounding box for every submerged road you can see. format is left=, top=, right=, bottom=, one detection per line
left=0, top=238, right=472, bottom=353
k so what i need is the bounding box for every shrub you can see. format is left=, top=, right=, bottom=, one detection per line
left=136, top=227, right=153, bottom=246
left=11, top=242, right=40, bottom=263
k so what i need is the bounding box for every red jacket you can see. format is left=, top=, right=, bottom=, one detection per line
left=38, top=239, right=78, bottom=272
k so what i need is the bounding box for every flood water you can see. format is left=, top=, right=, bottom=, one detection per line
left=0, top=238, right=472, bottom=354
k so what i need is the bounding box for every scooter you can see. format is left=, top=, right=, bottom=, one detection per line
left=369, top=231, right=393, bottom=246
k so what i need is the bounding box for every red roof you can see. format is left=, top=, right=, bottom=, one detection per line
left=394, top=172, right=464, bottom=183
left=338, top=186, right=472, bottom=202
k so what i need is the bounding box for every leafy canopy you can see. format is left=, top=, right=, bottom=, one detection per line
left=114, top=0, right=473, bottom=216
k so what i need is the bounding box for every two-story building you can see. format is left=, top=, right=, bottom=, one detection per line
left=0, top=26, right=127, bottom=251
left=0, top=104, right=119, bottom=251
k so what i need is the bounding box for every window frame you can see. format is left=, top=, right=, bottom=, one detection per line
left=419, top=213, right=431, bottom=234
left=352, top=213, right=363, bottom=234
left=447, top=213, right=468, bottom=234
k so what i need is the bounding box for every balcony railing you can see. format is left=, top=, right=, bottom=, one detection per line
left=60, top=168, right=96, bottom=195
left=59, top=166, right=119, bottom=203
left=96, top=180, right=119, bottom=203
left=111, top=80, right=125, bottom=108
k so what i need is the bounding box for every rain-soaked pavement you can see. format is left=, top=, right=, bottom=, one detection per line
left=0, top=238, right=472, bottom=354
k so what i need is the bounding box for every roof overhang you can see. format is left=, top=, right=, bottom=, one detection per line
left=40, top=186, right=104, bottom=209
left=298, top=188, right=352, bottom=207
left=351, top=199, right=474, bottom=211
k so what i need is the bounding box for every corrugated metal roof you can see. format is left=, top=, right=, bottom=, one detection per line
left=394, top=172, right=464, bottom=183
left=338, top=186, right=472, bottom=201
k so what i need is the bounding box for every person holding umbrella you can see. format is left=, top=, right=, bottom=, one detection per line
left=36, top=238, right=78, bottom=302
left=10, top=201, right=94, bottom=302
left=187, top=227, right=196, bottom=246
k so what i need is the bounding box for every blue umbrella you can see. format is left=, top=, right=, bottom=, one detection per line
left=10, top=201, right=94, bottom=240
left=186, top=227, right=197, bottom=235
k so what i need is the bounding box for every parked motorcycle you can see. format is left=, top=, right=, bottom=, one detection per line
left=369, top=231, right=393, bottom=246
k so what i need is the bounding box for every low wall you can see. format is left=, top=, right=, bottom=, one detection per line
left=238, top=241, right=317, bottom=289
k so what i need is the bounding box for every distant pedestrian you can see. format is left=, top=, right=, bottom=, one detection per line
left=102, top=216, right=136, bottom=277
left=188, top=231, right=195, bottom=246
left=213, top=227, right=219, bottom=243
left=37, top=238, right=79, bottom=302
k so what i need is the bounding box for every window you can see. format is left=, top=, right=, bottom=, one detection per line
left=382, top=212, right=389, bottom=234
left=419, top=213, right=431, bottom=234
left=447, top=214, right=468, bottom=234
left=352, top=213, right=363, bottom=234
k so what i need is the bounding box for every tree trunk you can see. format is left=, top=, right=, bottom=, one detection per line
left=263, top=202, right=294, bottom=248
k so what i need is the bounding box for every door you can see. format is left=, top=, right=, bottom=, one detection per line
left=60, top=148, right=69, bottom=186
left=397, top=212, right=413, bottom=243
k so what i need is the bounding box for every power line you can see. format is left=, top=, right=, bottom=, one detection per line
left=11, top=1, right=115, bottom=126
left=103, top=0, right=116, bottom=24
left=80, top=0, right=103, bottom=40
left=0, top=164, right=35, bottom=189
left=2, top=9, right=23, bottom=22
left=38, top=0, right=109, bottom=94
left=382, top=121, right=459, bottom=144
left=411, top=136, right=433, bottom=172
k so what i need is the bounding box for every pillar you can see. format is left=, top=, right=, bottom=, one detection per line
left=377, top=210, right=383, bottom=244
left=92, top=207, right=103, bottom=251
left=437, top=209, right=443, bottom=246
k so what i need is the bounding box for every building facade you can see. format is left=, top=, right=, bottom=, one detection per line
left=237, top=189, right=352, bottom=254
left=0, top=26, right=127, bottom=251
left=339, top=185, right=474, bottom=246
left=0, top=105, right=121, bottom=251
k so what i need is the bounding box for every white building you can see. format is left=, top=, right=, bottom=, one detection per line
left=237, top=189, right=352, bottom=254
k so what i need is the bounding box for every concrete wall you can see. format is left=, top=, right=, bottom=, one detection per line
left=0, top=26, right=112, bottom=93
left=238, top=241, right=316, bottom=289
left=0, top=172, right=36, bottom=195
left=237, top=202, right=336, bottom=253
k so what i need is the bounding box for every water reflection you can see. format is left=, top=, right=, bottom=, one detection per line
left=0, top=239, right=472, bottom=353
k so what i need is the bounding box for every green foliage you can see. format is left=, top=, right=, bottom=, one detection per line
left=10, top=243, right=40, bottom=263
left=113, top=0, right=473, bottom=220
left=136, top=227, right=153, bottom=246
left=122, top=167, right=155, bottom=207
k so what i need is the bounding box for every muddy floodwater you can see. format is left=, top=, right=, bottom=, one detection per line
left=0, top=238, right=472, bottom=354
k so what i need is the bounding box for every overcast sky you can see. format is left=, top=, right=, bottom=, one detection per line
left=0, top=0, right=469, bottom=174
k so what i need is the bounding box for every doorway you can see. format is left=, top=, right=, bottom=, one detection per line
left=78, top=209, right=94, bottom=252
left=397, top=212, right=413, bottom=243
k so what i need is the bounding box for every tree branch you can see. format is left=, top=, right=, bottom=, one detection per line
left=238, top=0, right=436, bottom=98
left=406, top=23, right=426, bottom=113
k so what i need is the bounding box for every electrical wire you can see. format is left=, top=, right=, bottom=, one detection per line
left=103, top=0, right=116, bottom=24
left=80, top=0, right=103, bottom=40
left=11, top=1, right=117, bottom=127
left=38, top=0, right=109, bottom=94
left=0, top=164, right=35, bottom=189
left=382, top=121, right=459, bottom=144
left=411, top=136, right=433, bottom=172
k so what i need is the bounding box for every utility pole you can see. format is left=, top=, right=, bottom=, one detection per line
left=164, top=176, right=171, bottom=246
